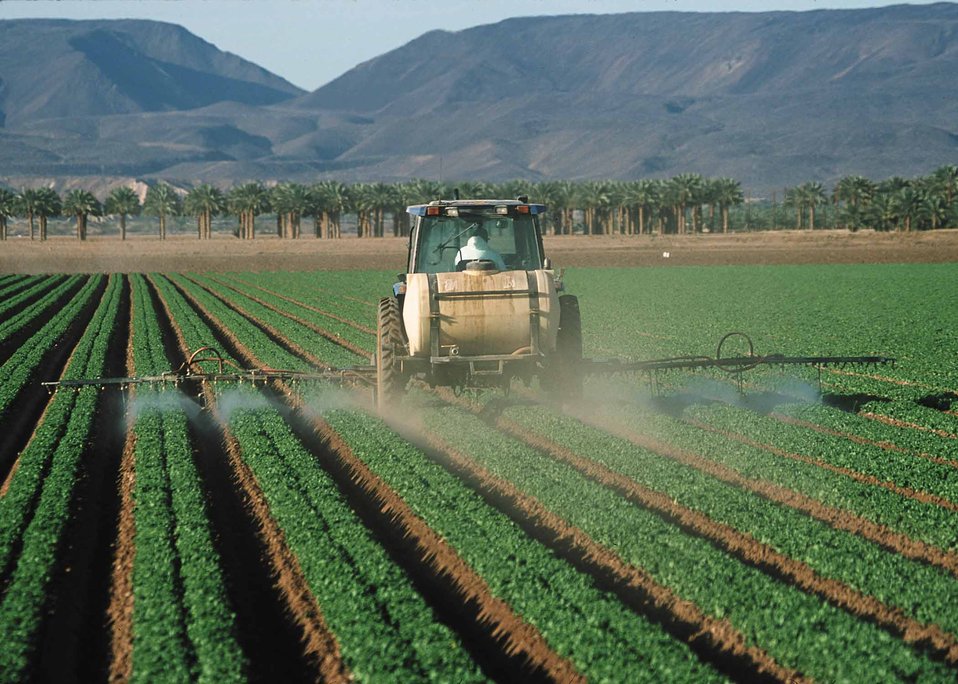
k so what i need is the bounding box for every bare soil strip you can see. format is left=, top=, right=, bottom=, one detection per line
left=224, top=275, right=376, bottom=333
left=107, top=286, right=138, bottom=684
left=823, top=367, right=956, bottom=395
left=171, top=277, right=581, bottom=681
left=862, top=412, right=958, bottom=440
left=477, top=405, right=958, bottom=664
left=688, top=419, right=958, bottom=513
left=577, top=413, right=958, bottom=579
left=773, top=413, right=958, bottom=470
left=198, top=275, right=371, bottom=357
left=410, top=423, right=803, bottom=683
left=148, top=275, right=346, bottom=682
left=0, top=277, right=105, bottom=492
left=35, top=275, right=130, bottom=682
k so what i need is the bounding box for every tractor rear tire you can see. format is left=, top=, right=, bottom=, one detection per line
left=543, top=294, right=583, bottom=400
left=376, top=297, right=406, bottom=412
left=557, top=294, right=583, bottom=400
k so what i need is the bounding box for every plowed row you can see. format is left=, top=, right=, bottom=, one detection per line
left=1, top=263, right=957, bottom=683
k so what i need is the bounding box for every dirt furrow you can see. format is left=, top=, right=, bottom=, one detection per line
left=0, top=275, right=83, bottom=366
left=148, top=275, right=345, bottom=683
left=171, top=277, right=582, bottom=681
left=408, top=423, right=803, bottom=683
left=576, top=412, right=958, bottom=579
left=773, top=413, right=958, bottom=470
left=107, top=284, right=138, bottom=684
left=33, top=275, right=130, bottom=683
left=0, top=276, right=105, bottom=483
left=862, top=412, right=958, bottom=440
left=687, top=418, right=958, bottom=513
left=475, top=404, right=958, bottom=664
left=222, top=275, right=376, bottom=334
left=200, top=275, right=372, bottom=357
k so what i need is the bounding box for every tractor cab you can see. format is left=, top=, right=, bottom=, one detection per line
left=405, top=199, right=549, bottom=278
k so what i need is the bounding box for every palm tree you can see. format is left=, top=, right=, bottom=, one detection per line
left=0, top=188, right=16, bottom=241
left=932, top=164, right=958, bottom=208
left=17, top=188, right=60, bottom=240
left=18, top=188, right=46, bottom=240
left=310, top=180, right=348, bottom=238
left=62, top=189, right=102, bottom=240
left=669, top=173, right=703, bottom=234
left=895, top=186, right=921, bottom=232
left=713, top=178, right=744, bottom=234
left=185, top=184, right=226, bottom=240
left=832, top=175, right=874, bottom=230
left=799, top=181, right=826, bottom=230
left=32, top=188, right=61, bottom=241
left=143, top=183, right=181, bottom=240
left=105, top=186, right=141, bottom=240
left=227, top=182, right=268, bottom=239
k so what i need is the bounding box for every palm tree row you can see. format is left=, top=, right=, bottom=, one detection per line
left=1, top=167, right=954, bottom=240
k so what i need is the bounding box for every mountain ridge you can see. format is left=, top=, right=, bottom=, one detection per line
left=1, top=7, right=957, bottom=194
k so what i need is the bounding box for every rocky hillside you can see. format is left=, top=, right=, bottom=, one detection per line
left=1, top=6, right=957, bottom=193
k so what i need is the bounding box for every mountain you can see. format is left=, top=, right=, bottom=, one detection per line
left=1, top=7, right=957, bottom=194
left=0, top=19, right=303, bottom=126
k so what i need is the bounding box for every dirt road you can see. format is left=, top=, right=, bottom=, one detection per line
left=2, top=229, right=957, bottom=273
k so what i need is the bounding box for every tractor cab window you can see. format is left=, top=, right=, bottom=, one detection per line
left=413, top=211, right=543, bottom=274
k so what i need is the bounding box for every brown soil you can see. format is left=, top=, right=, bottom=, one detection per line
left=0, top=277, right=104, bottom=483
left=200, top=275, right=371, bottom=357
left=36, top=275, right=129, bottom=682
left=413, top=423, right=803, bottom=683
left=148, top=275, right=348, bottom=682
left=579, top=413, right=958, bottom=579
left=173, top=275, right=581, bottom=681
left=4, top=229, right=958, bottom=273
left=224, top=274, right=376, bottom=333
left=107, top=290, right=138, bottom=684
left=862, top=412, right=958, bottom=440
left=773, top=413, right=958, bottom=470
left=486, top=408, right=958, bottom=664
left=689, top=419, right=958, bottom=513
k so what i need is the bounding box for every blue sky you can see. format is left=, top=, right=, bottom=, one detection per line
left=0, top=1, right=947, bottom=91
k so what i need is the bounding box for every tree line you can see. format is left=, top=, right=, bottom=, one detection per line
left=0, top=167, right=955, bottom=241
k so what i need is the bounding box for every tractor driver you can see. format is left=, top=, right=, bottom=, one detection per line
left=454, top=225, right=507, bottom=271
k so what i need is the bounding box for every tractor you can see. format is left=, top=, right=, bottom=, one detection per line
left=375, top=197, right=581, bottom=409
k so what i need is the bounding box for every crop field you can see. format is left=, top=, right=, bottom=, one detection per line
left=0, top=263, right=957, bottom=682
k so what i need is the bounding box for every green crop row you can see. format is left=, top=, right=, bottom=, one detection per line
left=319, top=404, right=724, bottom=683
left=419, top=402, right=954, bottom=682
left=0, top=275, right=101, bottom=423
left=228, top=271, right=384, bottom=328
left=781, top=402, right=958, bottom=462
left=182, top=274, right=365, bottom=368
left=501, top=403, right=958, bottom=638
left=0, top=274, right=84, bottom=345
left=127, top=274, right=245, bottom=683
left=688, top=402, right=958, bottom=508
left=215, top=273, right=377, bottom=352
left=590, top=393, right=958, bottom=552
left=0, top=275, right=44, bottom=301
left=152, top=274, right=483, bottom=681
left=0, top=274, right=121, bottom=682
left=0, top=275, right=62, bottom=318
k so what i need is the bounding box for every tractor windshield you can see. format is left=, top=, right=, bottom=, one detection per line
left=413, top=211, right=543, bottom=274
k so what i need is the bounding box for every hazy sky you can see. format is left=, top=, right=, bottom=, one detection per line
left=0, top=1, right=947, bottom=91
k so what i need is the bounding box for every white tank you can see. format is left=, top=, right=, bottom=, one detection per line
left=404, top=269, right=559, bottom=358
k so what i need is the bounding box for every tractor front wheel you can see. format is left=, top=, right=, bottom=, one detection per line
left=376, top=297, right=406, bottom=411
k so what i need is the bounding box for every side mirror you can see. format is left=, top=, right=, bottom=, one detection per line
left=543, top=258, right=553, bottom=270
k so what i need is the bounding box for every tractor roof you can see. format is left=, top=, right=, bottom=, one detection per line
left=406, top=199, right=547, bottom=216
